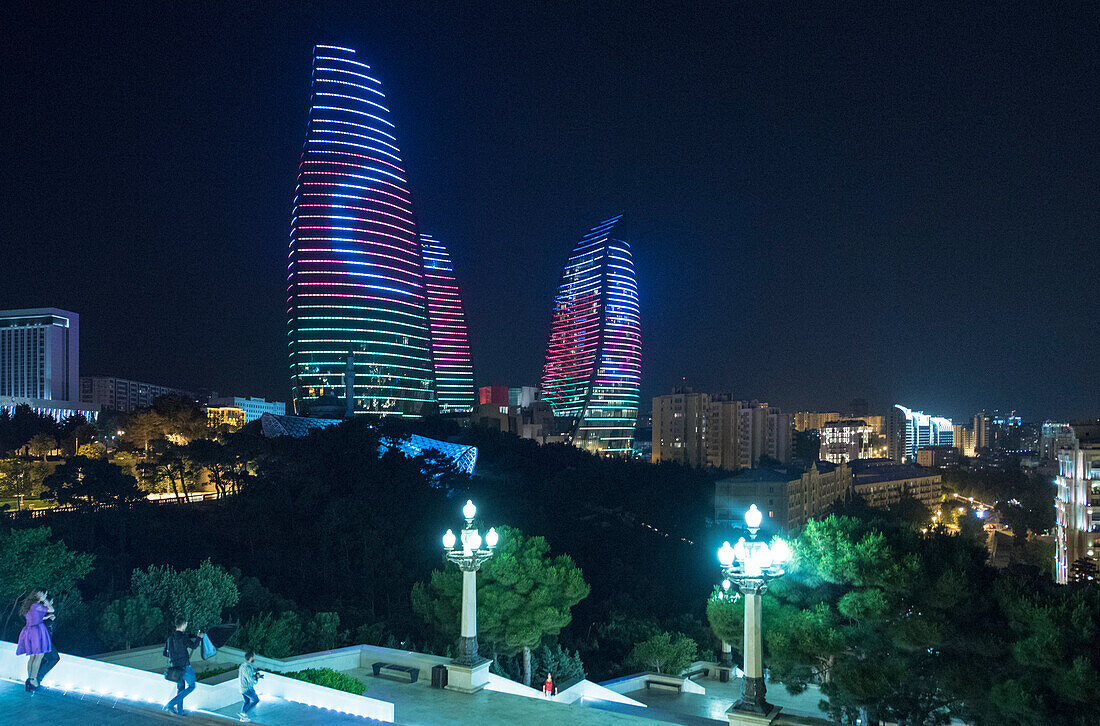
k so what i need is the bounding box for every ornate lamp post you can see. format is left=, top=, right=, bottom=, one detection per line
left=440, top=499, right=498, bottom=690
left=717, top=504, right=791, bottom=725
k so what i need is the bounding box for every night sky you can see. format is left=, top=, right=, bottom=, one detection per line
left=2, top=2, right=1096, bottom=421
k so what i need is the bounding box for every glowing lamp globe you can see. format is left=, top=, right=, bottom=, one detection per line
left=463, top=500, right=477, bottom=520
left=468, top=531, right=482, bottom=550
left=745, top=504, right=763, bottom=531
left=718, top=541, right=736, bottom=567
left=733, top=537, right=748, bottom=562
left=485, top=527, right=499, bottom=548
left=771, top=538, right=791, bottom=565
left=442, top=529, right=456, bottom=549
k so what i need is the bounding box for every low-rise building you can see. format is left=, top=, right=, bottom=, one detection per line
left=207, top=406, right=247, bottom=431
left=715, top=462, right=852, bottom=532
left=916, top=445, right=958, bottom=469
left=80, top=375, right=194, bottom=413
left=849, top=458, right=942, bottom=510
left=206, top=396, right=286, bottom=423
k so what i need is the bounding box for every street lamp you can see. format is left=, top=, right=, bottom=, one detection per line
left=717, top=504, right=789, bottom=723
left=441, top=499, right=499, bottom=668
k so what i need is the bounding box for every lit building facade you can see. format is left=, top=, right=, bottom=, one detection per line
left=888, top=405, right=953, bottom=462
left=420, top=234, right=475, bottom=412
left=953, top=424, right=976, bottom=457
left=1, top=308, right=79, bottom=402
left=1041, top=422, right=1077, bottom=461
left=287, top=45, right=433, bottom=417
left=541, top=216, right=640, bottom=456
left=207, top=406, right=247, bottom=431
left=0, top=308, right=98, bottom=421
left=80, top=376, right=193, bottom=413
left=1055, top=424, right=1100, bottom=584
left=793, top=411, right=840, bottom=432
left=207, top=396, right=286, bottom=423
left=849, top=458, right=943, bottom=510
left=651, top=388, right=709, bottom=466
left=819, top=419, right=874, bottom=463
left=715, top=461, right=852, bottom=533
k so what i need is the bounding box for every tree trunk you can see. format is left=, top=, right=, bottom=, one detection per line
left=522, top=646, right=532, bottom=687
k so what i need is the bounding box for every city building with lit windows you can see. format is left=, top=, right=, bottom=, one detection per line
left=651, top=388, right=709, bottom=466
left=541, top=216, right=640, bottom=456
left=887, top=404, right=953, bottom=461
left=80, top=376, right=194, bottom=413
left=420, top=234, right=475, bottom=413
left=0, top=308, right=98, bottom=421
left=287, top=45, right=433, bottom=417
left=1055, top=423, right=1100, bottom=584
left=819, top=419, right=874, bottom=463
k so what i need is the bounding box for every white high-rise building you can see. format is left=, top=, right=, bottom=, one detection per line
left=0, top=308, right=97, bottom=420
left=888, top=405, right=953, bottom=462
left=1055, top=424, right=1100, bottom=584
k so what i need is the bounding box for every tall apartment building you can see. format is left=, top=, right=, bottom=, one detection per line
left=1054, top=423, right=1100, bottom=584
left=1041, top=422, right=1077, bottom=461
left=793, top=411, right=840, bottom=432
left=652, top=392, right=791, bottom=469
left=651, top=388, right=709, bottom=466
left=888, top=405, right=953, bottom=462
left=0, top=308, right=98, bottom=420
left=819, top=419, right=874, bottom=463
left=973, top=411, right=992, bottom=451
left=80, top=376, right=194, bottom=413
left=953, top=424, right=977, bottom=457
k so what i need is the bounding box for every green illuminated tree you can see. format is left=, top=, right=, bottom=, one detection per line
left=99, top=594, right=163, bottom=650
left=131, top=559, right=238, bottom=631
left=27, top=432, right=57, bottom=462
left=0, top=527, right=94, bottom=641
left=627, top=631, right=697, bottom=674
left=412, top=526, right=589, bottom=686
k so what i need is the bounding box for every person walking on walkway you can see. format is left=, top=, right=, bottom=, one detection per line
left=237, top=650, right=262, bottom=722
left=16, top=587, right=54, bottom=693
left=164, top=618, right=204, bottom=715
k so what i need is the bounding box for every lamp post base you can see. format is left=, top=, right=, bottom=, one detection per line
left=445, top=659, right=491, bottom=694
left=727, top=705, right=781, bottom=726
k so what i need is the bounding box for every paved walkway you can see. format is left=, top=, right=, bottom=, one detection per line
left=0, top=678, right=381, bottom=725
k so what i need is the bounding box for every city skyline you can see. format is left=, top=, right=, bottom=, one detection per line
left=1, top=4, right=1096, bottom=421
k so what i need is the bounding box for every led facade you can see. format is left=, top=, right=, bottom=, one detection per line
left=420, top=234, right=475, bottom=412
left=541, top=216, right=640, bottom=456
left=288, top=45, right=433, bottom=417
left=890, top=404, right=953, bottom=461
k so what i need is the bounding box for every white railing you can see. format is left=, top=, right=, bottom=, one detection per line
left=1, top=640, right=394, bottom=722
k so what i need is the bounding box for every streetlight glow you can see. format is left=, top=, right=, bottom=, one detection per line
left=462, top=499, right=477, bottom=520
left=718, top=541, right=735, bottom=567
left=442, top=529, right=456, bottom=549
left=485, top=527, right=499, bottom=548
left=745, top=504, right=763, bottom=532
left=440, top=499, right=498, bottom=669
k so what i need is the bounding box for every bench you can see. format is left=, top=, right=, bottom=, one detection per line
left=372, top=662, right=419, bottom=684
left=682, top=667, right=708, bottom=680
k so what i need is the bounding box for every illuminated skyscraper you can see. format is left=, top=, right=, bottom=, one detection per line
left=541, top=216, right=641, bottom=455
left=420, top=234, right=475, bottom=412
left=888, top=404, right=953, bottom=461
left=287, top=45, right=433, bottom=416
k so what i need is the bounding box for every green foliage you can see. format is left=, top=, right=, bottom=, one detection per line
left=627, top=631, right=697, bottom=674
left=195, top=664, right=238, bottom=680
left=282, top=668, right=364, bottom=695
left=0, top=527, right=94, bottom=639
left=706, top=586, right=742, bottom=646
left=43, top=456, right=146, bottom=508
left=0, top=458, right=49, bottom=498
left=492, top=643, right=586, bottom=685
left=412, top=525, right=589, bottom=685
left=131, top=559, right=238, bottom=631
left=99, top=594, right=163, bottom=650
left=27, top=432, right=57, bottom=461
left=236, top=610, right=342, bottom=658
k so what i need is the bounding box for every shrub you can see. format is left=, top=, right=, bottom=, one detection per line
left=196, top=664, right=237, bottom=680
left=627, top=631, right=697, bottom=675
left=282, top=667, right=364, bottom=695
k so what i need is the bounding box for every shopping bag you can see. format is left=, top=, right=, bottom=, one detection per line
left=201, top=633, right=217, bottom=660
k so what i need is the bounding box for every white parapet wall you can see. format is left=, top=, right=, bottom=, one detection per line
left=1, top=640, right=395, bottom=722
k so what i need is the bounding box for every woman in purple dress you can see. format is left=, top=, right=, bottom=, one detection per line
left=16, top=588, right=54, bottom=691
